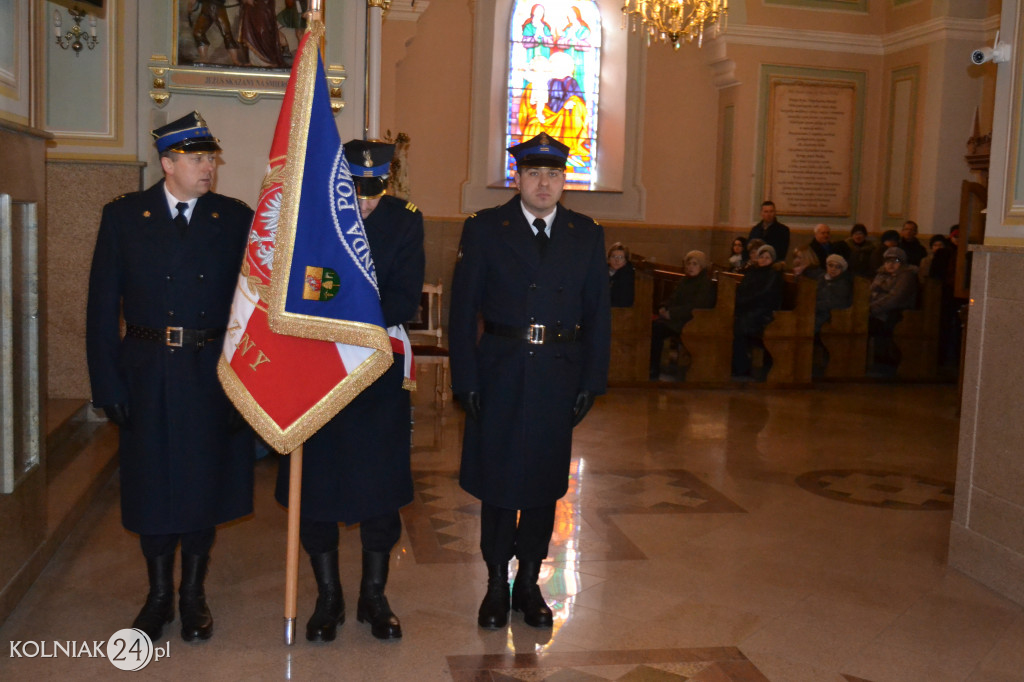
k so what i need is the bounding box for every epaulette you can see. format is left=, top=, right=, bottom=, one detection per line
left=404, top=201, right=418, bottom=213
left=467, top=212, right=478, bottom=219
left=110, top=193, right=130, bottom=203
left=231, top=197, right=252, bottom=209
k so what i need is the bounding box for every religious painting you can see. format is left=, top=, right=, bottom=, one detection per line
left=505, top=0, right=602, bottom=190
left=174, top=0, right=312, bottom=69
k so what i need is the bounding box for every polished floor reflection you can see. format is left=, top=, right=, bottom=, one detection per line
left=4, top=383, right=1024, bottom=681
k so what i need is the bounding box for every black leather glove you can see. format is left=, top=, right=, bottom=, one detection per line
left=101, top=403, right=131, bottom=430
left=456, top=391, right=481, bottom=422
left=571, top=390, right=595, bottom=427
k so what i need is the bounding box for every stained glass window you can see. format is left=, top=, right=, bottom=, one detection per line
left=506, top=1, right=602, bottom=189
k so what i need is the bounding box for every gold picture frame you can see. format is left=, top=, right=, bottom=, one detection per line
left=148, top=1, right=344, bottom=112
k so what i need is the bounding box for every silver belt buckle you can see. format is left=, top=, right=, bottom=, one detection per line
left=165, top=326, right=184, bottom=347
left=527, top=323, right=545, bottom=345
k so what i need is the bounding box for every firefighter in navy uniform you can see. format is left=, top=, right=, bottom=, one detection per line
left=275, top=139, right=425, bottom=642
left=85, top=111, right=255, bottom=643
left=449, top=133, right=611, bottom=629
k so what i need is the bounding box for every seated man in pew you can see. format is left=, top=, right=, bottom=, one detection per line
left=869, top=247, right=918, bottom=366
left=732, top=244, right=784, bottom=379
left=649, top=250, right=716, bottom=380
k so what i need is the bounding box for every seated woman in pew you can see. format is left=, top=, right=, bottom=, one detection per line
left=790, top=244, right=822, bottom=280
left=607, top=242, right=635, bottom=307
left=649, top=250, right=716, bottom=379
left=726, top=237, right=749, bottom=273
left=869, top=247, right=918, bottom=365
left=815, top=254, right=853, bottom=334
left=732, top=244, right=784, bottom=380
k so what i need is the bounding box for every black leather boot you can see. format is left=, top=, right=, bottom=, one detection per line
left=132, top=554, right=175, bottom=643
left=179, top=554, right=213, bottom=642
left=477, top=562, right=510, bottom=629
left=356, top=551, right=401, bottom=640
left=511, top=560, right=553, bottom=628
left=306, top=550, right=345, bottom=642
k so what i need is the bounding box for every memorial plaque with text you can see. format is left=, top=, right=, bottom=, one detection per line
left=764, top=80, right=856, bottom=217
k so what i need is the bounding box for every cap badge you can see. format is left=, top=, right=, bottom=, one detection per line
left=362, top=150, right=373, bottom=167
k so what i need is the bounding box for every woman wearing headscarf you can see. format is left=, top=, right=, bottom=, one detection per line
left=732, top=244, right=783, bottom=378
left=649, top=250, right=716, bottom=379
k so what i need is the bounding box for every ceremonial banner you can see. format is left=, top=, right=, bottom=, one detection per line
left=218, top=24, right=395, bottom=454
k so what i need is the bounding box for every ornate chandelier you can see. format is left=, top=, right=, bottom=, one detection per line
left=621, top=0, right=728, bottom=49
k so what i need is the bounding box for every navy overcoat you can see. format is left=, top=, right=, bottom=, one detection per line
left=449, top=196, right=611, bottom=510
left=275, top=195, right=425, bottom=523
left=86, top=180, right=254, bottom=535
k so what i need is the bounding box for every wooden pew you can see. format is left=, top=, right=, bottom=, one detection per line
left=609, top=267, right=654, bottom=383
left=893, top=277, right=942, bottom=379
left=679, top=275, right=737, bottom=383
left=819, top=276, right=870, bottom=379
left=762, top=274, right=817, bottom=386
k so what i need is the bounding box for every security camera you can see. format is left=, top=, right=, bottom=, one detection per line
left=971, top=31, right=1012, bottom=65
left=971, top=47, right=994, bottom=65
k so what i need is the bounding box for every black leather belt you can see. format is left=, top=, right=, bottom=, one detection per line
left=484, top=321, right=581, bottom=344
left=125, top=323, right=225, bottom=349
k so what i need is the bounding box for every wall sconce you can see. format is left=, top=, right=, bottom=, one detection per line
left=53, top=7, right=99, bottom=54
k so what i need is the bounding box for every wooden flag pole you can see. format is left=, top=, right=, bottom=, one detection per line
left=283, top=0, right=320, bottom=648
left=283, top=444, right=303, bottom=645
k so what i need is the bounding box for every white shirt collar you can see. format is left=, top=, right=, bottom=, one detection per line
left=163, top=184, right=197, bottom=220
left=521, top=204, right=556, bottom=236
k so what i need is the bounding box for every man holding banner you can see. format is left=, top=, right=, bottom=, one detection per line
left=273, top=140, right=424, bottom=642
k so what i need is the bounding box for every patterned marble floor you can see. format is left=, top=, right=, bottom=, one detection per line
left=3, top=383, right=1024, bottom=681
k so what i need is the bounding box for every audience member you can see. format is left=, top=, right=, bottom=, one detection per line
left=650, top=250, right=716, bottom=379
left=790, top=244, right=822, bottom=280
left=869, top=230, right=901, bottom=272
left=808, top=223, right=851, bottom=265
left=898, top=220, right=927, bottom=266
left=748, top=201, right=790, bottom=259
left=844, top=224, right=875, bottom=278
left=869, top=247, right=919, bottom=365
left=732, top=244, right=784, bottom=379
left=918, top=234, right=949, bottom=284
left=744, top=238, right=766, bottom=271
left=607, top=242, right=635, bottom=307
left=815, top=254, right=853, bottom=334
left=727, top=237, right=748, bottom=272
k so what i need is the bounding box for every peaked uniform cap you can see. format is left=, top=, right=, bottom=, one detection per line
left=152, top=111, right=221, bottom=153
left=508, top=133, right=569, bottom=169
left=343, top=139, right=395, bottom=199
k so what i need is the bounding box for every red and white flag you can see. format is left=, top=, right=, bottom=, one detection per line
left=218, top=23, right=411, bottom=454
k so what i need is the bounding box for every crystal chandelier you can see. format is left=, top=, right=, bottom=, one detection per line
left=621, top=0, right=728, bottom=49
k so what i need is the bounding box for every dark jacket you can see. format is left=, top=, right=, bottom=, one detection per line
left=659, top=270, right=716, bottom=334
left=734, top=265, right=784, bottom=336
left=844, top=237, right=875, bottom=278
left=870, top=265, right=919, bottom=321
left=898, top=237, right=928, bottom=266
left=815, top=273, right=853, bottom=332
left=275, top=195, right=425, bottom=523
left=609, top=261, right=635, bottom=307
left=810, top=239, right=851, bottom=267
left=449, top=196, right=611, bottom=509
left=86, top=181, right=254, bottom=535
left=749, top=220, right=790, bottom=260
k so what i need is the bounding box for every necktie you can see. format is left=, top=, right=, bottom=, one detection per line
left=533, top=218, right=548, bottom=256
left=174, top=201, right=189, bottom=238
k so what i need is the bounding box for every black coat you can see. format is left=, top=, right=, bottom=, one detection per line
left=748, top=220, right=790, bottom=260
left=734, top=265, right=784, bottom=337
left=85, top=181, right=254, bottom=535
left=450, top=197, right=611, bottom=509
left=609, top=262, right=635, bottom=307
left=275, top=195, right=425, bottom=523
